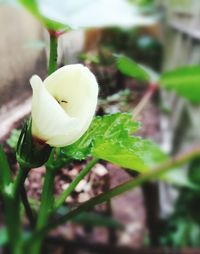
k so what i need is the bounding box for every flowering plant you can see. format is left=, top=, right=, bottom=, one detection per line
left=1, top=1, right=200, bottom=254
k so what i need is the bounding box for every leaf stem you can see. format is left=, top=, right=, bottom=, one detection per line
left=28, top=144, right=200, bottom=242
left=54, top=158, right=99, bottom=210
left=48, top=31, right=58, bottom=75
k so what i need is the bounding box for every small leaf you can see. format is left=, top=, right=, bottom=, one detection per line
left=63, top=113, right=191, bottom=186
left=160, top=66, right=200, bottom=103
left=116, top=55, right=150, bottom=81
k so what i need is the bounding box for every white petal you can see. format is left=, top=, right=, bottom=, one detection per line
left=30, top=75, right=78, bottom=145
left=47, top=133, right=82, bottom=147
left=44, top=64, right=98, bottom=144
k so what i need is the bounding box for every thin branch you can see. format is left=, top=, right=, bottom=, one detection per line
left=133, top=83, right=158, bottom=119
left=21, top=186, right=36, bottom=229
left=54, top=158, right=99, bottom=210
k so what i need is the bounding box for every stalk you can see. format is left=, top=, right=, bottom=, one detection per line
left=29, top=167, right=55, bottom=254
left=48, top=31, right=58, bottom=75
left=28, top=31, right=58, bottom=254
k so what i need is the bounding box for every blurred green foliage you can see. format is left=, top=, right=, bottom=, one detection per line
left=160, top=158, right=200, bottom=247
left=116, top=55, right=150, bottom=81
left=160, top=66, right=200, bottom=103
left=101, top=29, right=162, bottom=71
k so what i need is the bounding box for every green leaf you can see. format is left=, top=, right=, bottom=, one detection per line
left=92, top=136, right=166, bottom=172
left=64, top=113, right=191, bottom=186
left=160, top=66, right=200, bottom=103
left=116, top=55, right=150, bottom=81
left=18, top=0, right=155, bottom=31
left=63, top=113, right=140, bottom=160
left=92, top=137, right=193, bottom=187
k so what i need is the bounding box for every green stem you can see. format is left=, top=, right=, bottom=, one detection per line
left=0, top=144, right=12, bottom=189
left=37, top=169, right=55, bottom=227
left=29, top=168, right=55, bottom=254
left=54, top=158, right=99, bottom=210
left=13, top=166, right=29, bottom=198
left=4, top=195, right=22, bottom=254
left=27, top=144, right=200, bottom=242
left=28, top=32, right=59, bottom=254
left=48, top=32, right=58, bottom=75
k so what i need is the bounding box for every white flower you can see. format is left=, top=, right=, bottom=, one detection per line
left=30, top=64, right=98, bottom=147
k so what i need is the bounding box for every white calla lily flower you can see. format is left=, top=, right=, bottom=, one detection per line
left=30, top=64, right=98, bottom=147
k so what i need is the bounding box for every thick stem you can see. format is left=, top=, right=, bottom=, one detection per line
left=28, top=144, right=200, bottom=242
left=54, top=158, right=99, bottom=210
left=37, top=169, right=55, bottom=228
left=133, top=83, right=158, bottom=119
left=48, top=32, right=58, bottom=75
left=28, top=32, right=59, bottom=254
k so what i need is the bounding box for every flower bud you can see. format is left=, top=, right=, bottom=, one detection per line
left=30, top=64, right=99, bottom=147
left=16, top=120, right=52, bottom=168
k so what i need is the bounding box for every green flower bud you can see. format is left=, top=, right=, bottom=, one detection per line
left=16, top=120, right=52, bottom=168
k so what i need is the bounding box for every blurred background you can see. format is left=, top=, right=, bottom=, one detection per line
left=1, top=0, right=200, bottom=253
